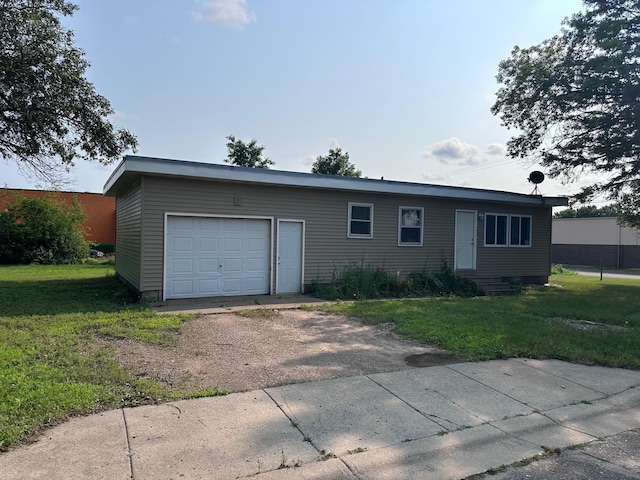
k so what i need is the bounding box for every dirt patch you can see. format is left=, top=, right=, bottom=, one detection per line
left=113, top=309, right=464, bottom=393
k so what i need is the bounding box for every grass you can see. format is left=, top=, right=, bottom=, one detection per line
left=0, top=264, right=225, bottom=452
left=3, top=266, right=640, bottom=452
left=316, top=273, right=640, bottom=368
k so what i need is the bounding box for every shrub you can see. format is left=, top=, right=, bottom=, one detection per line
left=551, top=264, right=577, bottom=275
left=308, top=261, right=481, bottom=300
left=0, top=194, right=88, bottom=264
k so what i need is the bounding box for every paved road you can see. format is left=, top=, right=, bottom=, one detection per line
left=575, top=270, right=640, bottom=280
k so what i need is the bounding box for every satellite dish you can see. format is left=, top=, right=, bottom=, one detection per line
left=528, top=171, right=545, bottom=184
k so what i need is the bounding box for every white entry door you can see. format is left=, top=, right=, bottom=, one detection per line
left=165, top=216, right=270, bottom=299
left=455, top=210, right=477, bottom=270
left=277, top=220, right=303, bottom=293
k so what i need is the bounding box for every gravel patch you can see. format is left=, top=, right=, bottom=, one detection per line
left=114, top=309, right=463, bottom=393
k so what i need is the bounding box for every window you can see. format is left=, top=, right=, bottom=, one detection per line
left=398, top=207, right=423, bottom=246
left=485, top=214, right=508, bottom=246
left=484, top=213, right=532, bottom=247
left=510, top=215, right=531, bottom=246
left=348, top=203, right=373, bottom=238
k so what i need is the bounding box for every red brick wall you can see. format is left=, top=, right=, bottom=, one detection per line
left=0, top=189, right=115, bottom=244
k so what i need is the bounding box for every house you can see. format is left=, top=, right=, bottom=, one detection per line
left=0, top=188, right=116, bottom=244
left=103, top=156, right=568, bottom=301
left=552, top=217, right=640, bottom=269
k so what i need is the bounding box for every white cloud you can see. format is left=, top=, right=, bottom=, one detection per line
left=486, top=143, right=507, bottom=156
left=423, top=137, right=483, bottom=166
left=193, top=0, right=256, bottom=27
left=423, top=137, right=508, bottom=167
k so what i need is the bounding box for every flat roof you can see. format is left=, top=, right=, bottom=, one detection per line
left=104, top=155, right=568, bottom=207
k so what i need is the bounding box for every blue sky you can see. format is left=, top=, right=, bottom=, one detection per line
left=1, top=0, right=588, bottom=197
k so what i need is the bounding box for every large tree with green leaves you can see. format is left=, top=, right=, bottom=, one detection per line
left=224, top=135, right=274, bottom=169
left=0, top=0, right=137, bottom=186
left=492, top=0, right=639, bottom=206
left=311, top=147, right=361, bottom=177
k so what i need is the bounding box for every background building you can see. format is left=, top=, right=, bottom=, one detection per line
left=552, top=217, right=640, bottom=269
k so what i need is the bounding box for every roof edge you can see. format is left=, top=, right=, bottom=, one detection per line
left=104, top=155, right=569, bottom=207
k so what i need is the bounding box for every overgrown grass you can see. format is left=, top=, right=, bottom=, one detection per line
left=308, top=262, right=480, bottom=300
left=316, top=274, right=640, bottom=369
left=0, top=264, right=225, bottom=452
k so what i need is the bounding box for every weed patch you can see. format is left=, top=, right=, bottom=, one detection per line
left=308, top=262, right=480, bottom=300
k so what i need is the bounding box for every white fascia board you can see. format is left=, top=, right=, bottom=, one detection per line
left=104, top=155, right=568, bottom=207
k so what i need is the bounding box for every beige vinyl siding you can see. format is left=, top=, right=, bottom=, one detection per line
left=115, top=181, right=142, bottom=290
left=476, top=205, right=552, bottom=279
left=136, top=176, right=553, bottom=295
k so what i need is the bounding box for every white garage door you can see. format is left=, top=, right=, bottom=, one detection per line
left=165, top=216, right=270, bottom=299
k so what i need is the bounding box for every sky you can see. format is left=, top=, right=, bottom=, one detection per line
left=1, top=0, right=594, bottom=200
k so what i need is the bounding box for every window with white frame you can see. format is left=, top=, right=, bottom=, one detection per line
left=398, top=207, right=423, bottom=246
left=484, top=213, right=531, bottom=247
left=348, top=203, right=373, bottom=238
left=510, top=215, right=531, bottom=246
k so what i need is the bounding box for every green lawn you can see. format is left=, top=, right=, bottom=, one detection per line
left=2, top=266, right=639, bottom=453
left=0, top=264, right=222, bottom=452
left=318, top=274, right=640, bottom=368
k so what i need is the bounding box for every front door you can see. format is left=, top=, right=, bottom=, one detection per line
left=455, top=210, right=476, bottom=270
left=277, top=220, right=304, bottom=293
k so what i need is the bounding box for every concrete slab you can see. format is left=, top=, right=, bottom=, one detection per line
left=344, top=423, right=542, bottom=480
left=449, top=359, right=606, bottom=411
left=124, top=391, right=318, bottom=479
left=369, top=366, right=533, bottom=430
left=515, top=358, right=640, bottom=395
left=546, top=397, right=640, bottom=439
left=491, top=412, right=596, bottom=448
left=606, top=385, right=640, bottom=409
left=253, top=457, right=357, bottom=479
left=0, top=410, right=130, bottom=480
left=266, top=375, right=443, bottom=456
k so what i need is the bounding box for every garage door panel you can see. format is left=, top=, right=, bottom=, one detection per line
left=223, top=258, right=242, bottom=273
left=172, top=237, right=194, bottom=252
left=199, top=237, right=219, bottom=252
left=198, top=258, right=218, bottom=273
left=172, top=280, right=194, bottom=296
left=223, top=219, right=243, bottom=231
left=172, top=217, right=195, bottom=231
left=171, top=258, right=193, bottom=274
left=223, top=278, right=242, bottom=294
left=246, top=277, right=267, bottom=291
left=198, top=279, right=219, bottom=295
left=166, top=216, right=270, bottom=299
left=198, top=218, right=219, bottom=231
left=247, top=258, right=266, bottom=271
left=224, top=237, right=243, bottom=252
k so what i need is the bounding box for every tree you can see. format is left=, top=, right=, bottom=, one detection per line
left=0, top=0, right=137, bottom=186
left=491, top=0, right=640, bottom=204
left=311, top=147, right=361, bottom=177
left=224, top=135, right=274, bottom=168
left=618, top=193, right=640, bottom=229
left=554, top=204, right=620, bottom=217
left=0, top=193, right=87, bottom=264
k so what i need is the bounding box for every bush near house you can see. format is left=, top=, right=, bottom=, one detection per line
left=0, top=194, right=87, bottom=264
left=308, top=262, right=481, bottom=300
